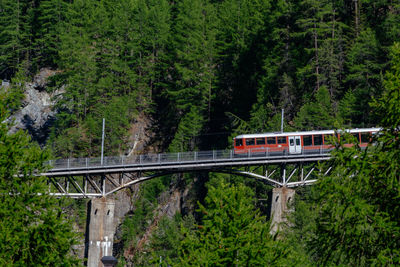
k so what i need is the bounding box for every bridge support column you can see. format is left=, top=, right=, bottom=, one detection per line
left=87, top=198, right=115, bottom=267
left=270, top=187, right=295, bottom=235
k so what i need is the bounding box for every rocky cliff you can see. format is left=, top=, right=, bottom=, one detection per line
left=7, top=68, right=62, bottom=144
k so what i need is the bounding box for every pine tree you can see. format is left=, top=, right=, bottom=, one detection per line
left=57, top=0, right=99, bottom=122
left=33, top=0, right=67, bottom=69
left=168, top=106, right=205, bottom=152
left=52, top=0, right=137, bottom=156
left=344, top=28, right=383, bottom=125
left=177, top=177, right=303, bottom=266
left=381, top=2, right=400, bottom=45
left=295, top=0, right=346, bottom=98
left=0, top=90, right=79, bottom=265
left=338, top=89, right=357, bottom=127
left=216, top=0, right=272, bottom=120
left=166, top=0, right=218, bottom=151
left=361, top=0, right=400, bottom=47
left=293, top=86, right=338, bottom=130
left=125, top=0, right=171, bottom=108
left=297, top=42, right=400, bottom=266
left=0, top=0, right=33, bottom=79
left=250, top=0, right=296, bottom=131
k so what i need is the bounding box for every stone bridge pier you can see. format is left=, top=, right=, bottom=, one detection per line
left=270, top=187, right=295, bottom=235
left=87, top=198, right=115, bottom=267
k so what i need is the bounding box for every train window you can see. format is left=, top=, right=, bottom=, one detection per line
left=361, top=132, right=370, bottom=143
left=277, top=136, right=287, bottom=144
left=314, top=135, right=322, bottom=145
left=290, top=138, right=294, bottom=146
left=246, top=138, right=255, bottom=146
left=235, top=139, right=243, bottom=146
left=324, top=134, right=333, bottom=144
left=267, top=137, right=276, bottom=144
left=296, top=138, right=300, bottom=146
left=303, top=135, right=312, bottom=146
left=352, top=133, right=360, bottom=143
left=256, top=138, right=265, bottom=145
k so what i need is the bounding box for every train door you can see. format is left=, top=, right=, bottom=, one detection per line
left=289, top=136, right=301, bottom=154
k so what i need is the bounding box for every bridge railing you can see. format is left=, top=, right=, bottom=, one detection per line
left=47, top=147, right=331, bottom=171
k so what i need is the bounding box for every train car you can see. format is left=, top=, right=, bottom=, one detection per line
left=233, top=128, right=380, bottom=155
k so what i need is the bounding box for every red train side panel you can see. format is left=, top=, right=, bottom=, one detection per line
left=233, top=128, right=379, bottom=155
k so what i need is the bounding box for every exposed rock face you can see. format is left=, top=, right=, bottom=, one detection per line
left=7, top=68, right=62, bottom=144
left=126, top=115, right=154, bottom=156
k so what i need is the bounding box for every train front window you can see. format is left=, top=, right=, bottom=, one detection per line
left=235, top=139, right=243, bottom=146
left=314, top=135, right=322, bottom=145
left=246, top=138, right=255, bottom=146
left=267, top=137, right=276, bottom=145
left=277, top=137, right=287, bottom=144
left=256, top=138, right=265, bottom=145
left=303, top=135, right=312, bottom=146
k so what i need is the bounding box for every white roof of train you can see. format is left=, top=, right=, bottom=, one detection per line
left=234, top=128, right=381, bottom=139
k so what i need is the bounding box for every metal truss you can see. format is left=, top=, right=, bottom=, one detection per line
left=47, top=161, right=333, bottom=198
left=224, top=162, right=333, bottom=187
left=48, top=172, right=171, bottom=198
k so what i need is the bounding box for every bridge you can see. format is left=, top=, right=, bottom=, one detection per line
left=44, top=148, right=332, bottom=198
left=42, top=148, right=333, bottom=266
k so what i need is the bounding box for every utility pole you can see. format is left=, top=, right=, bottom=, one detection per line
left=281, top=109, right=284, bottom=133
left=101, top=118, right=105, bottom=165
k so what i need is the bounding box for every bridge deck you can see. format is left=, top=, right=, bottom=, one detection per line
left=43, top=149, right=331, bottom=177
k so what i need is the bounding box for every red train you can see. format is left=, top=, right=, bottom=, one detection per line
left=233, top=128, right=380, bottom=155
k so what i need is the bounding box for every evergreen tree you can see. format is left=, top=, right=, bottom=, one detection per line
left=33, top=0, right=67, bottom=69
left=293, top=86, right=338, bottom=130
left=295, top=0, right=347, bottom=97
left=294, top=42, right=400, bottom=266
left=250, top=0, right=296, bottom=131
left=52, top=0, right=151, bottom=156
left=338, top=89, right=357, bottom=127
left=177, top=177, right=304, bottom=266
left=0, top=90, right=79, bottom=265
left=249, top=103, right=284, bottom=133
left=57, top=0, right=99, bottom=123
left=168, top=106, right=205, bottom=152
left=0, top=0, right=33, bottom=79
left=361, top=0, right=400, bottom=47
left=126, top=0, right=171, bottom=108
left=344, top=28, right=383, bottom=125
left=216, top=0, right=272, bottom=120
left=167, top=0, right=218, bottom=151
left=381, top=1, right=400, bottom=46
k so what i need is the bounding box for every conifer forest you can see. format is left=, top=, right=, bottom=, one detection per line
left=0, top=0, right=399, bottom=266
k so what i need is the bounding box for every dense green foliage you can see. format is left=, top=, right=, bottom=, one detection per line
left=288, top=43, right=400, bottom=266
left=1, top=0, right=399, bottom=266
left=1, top=0, right=398, bottom=154
left=0, top=91, right=79, bottom=265
left=176, top=178, right=304, bottom=266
